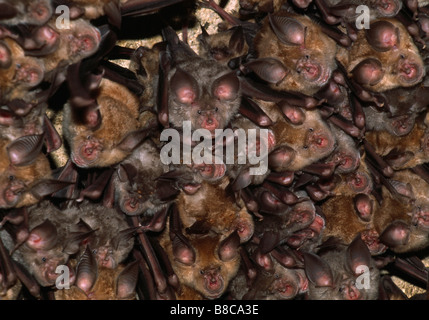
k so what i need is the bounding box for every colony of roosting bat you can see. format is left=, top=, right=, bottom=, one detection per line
left=1, top=0, right=429, bottom=301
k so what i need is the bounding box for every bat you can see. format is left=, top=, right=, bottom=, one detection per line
left=303, top=235, right=380, bottom=300
left=335, top=18, right=425, bottom=93
left=158, top=217, right=242, bottom=299
left=112, top=138, right=170, bottom=217
left=253, top=11, right=338, bottom=96
left=0, top=0, right=53, bottom=26
left=157, top=26, right=241, bottom=135
left=54, top=247, right=139, bottom=300
left=63, top=65, right=155, bottom=168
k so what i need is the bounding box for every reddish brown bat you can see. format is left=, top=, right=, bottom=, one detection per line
left=253, top=11, right=338, bottom=96
left=336, top=18, right=425, bottom=93
left=254, top=100, right=336, bottom=172
left=54, top=248, right=139, bottom=300
left=63, top=72, right=155, bottom=168
left=158, top=208, right=243, bottom=300
left=364, top=110, right=429, bottom=170
left=0, top=38, right=45, bottom=102
left=175, top=177, right=255, bottom=244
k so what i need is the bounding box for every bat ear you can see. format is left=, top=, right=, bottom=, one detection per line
left=63, top=229, right=97, bottom=255
left=116, top=260, right=139, bottom=299
left=117, top=163, right=138, bottom=183
left=103, top=0, right=122, bottom=30
left=254, top=248, right=274, bottom=270
left=351, top=58, right=384, bottom=87
left=268, top=14, right=306, bottom=46
left=346, top=234, right=372, bottom=276
left=7, top=134, right=45, bottom=166
left=76, top=245, right=98, bottom=293
left=212, top=71, right=240, bottom=101
left=365, top=20, right=399, bottom=52
left=27, top=219, right=58, bottom=251
left=228, top=26, right=245, bottom=54
left=169, top=204, right=196, bottom=265
left=116, top=126, right=153, bottom=153
left=259, top=232, right=280, bottom=255
left=112, top=227, right=138, bottom=250
left=379, top=220, right=411, bottom=248
left=30, top=179, right=75, bottom=200
left=170, top=67, right=199, bottom=104
left=43, top=114, right=62, bottom=153
left=218, top=231, right=240, bottom=262
left=243, top=58, right=288, bottom=85
left=302, top=252, right=334, bottom=287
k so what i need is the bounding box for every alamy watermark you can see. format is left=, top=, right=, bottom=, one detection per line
left=159, top=121, right=270, bottom=176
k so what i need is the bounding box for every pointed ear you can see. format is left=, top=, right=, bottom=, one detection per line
left=228, top=26, right=245, bottom=54
left=112, top=227, right=138, bottom=250
left=30, top=179, right=75, bottom=200
left=116, top=260, right=139, bottom=300
left=243, top=58, right=288, bottom=85
left=303, top=252, right=334, bottom=287
left=43, top=114, right=62, bottom=153
left=7, top=134, right=45, bottom=166
left=212, top=72, right=240, bottom=101
left=170, top=67, right=199, bottom=104
left=76, top=246, right=98, bottom=293
left=117, top=163, right=138, bottom=183
left=346, top=234, right=371, bottom=276
left=27, top=219, right=58, bottom=251
left=218, top=231, right=240, bottom=262
left=62, top=230, right=97, bottom=255
left=268, top=14, right=306, bottom=46
left=117, top=120, right=157, bottom=152
left=169, top=204, right=195, bottom=265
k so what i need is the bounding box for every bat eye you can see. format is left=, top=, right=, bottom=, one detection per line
left=305, top=55, right=309, bottom=60
left=200, top=270, right=205, bottom=275
left=92, top=249, right=97, bottom=254
left=400, top=54, right=405, bottom=59
left=303, top=145, right=309, bottom=150
left=214, top=107, right=218, bottom=112
left=8, top=175, right=14, bottom=181
left=197, top=110, right=202, bottom=115
left=41, top=257, right=47, bottom=263
left=86, top=135, right=92, bottom=140
left=308, top=128, right=314, bottom=132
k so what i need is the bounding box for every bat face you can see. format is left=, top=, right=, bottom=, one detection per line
left=114, top=139, right=168, bottom=216
left=167, top=60, right=241, bottom=135
left=63, top=78, right=147, bottom=168
left=198, top=26, right=248, bottom=66
left=267, top=106, right=336, bottom=172
left=168, top=233, right=241, bottom=300
left=254, top=12, right=337, bottom=95
left=304, top=237, right=380, bottom=300
left=0, top=137, right=52, bottom=209
left=337, top=18, right=425, bottom=92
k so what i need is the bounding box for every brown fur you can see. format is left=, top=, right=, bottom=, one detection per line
left=254, top=11, right=337, bottom=95
left=54, top=264, right=136, bottom=300
left=158, top=229, right=241, bottom=300
left=176, top=177, right=254, bottom=243
left=256, top=100, right=336, bottom=171
left=364, top=113, right=429, bottom=169
left=63, top=77, right=148, bottom=168
left=336, top=18, right=425, bottom=92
